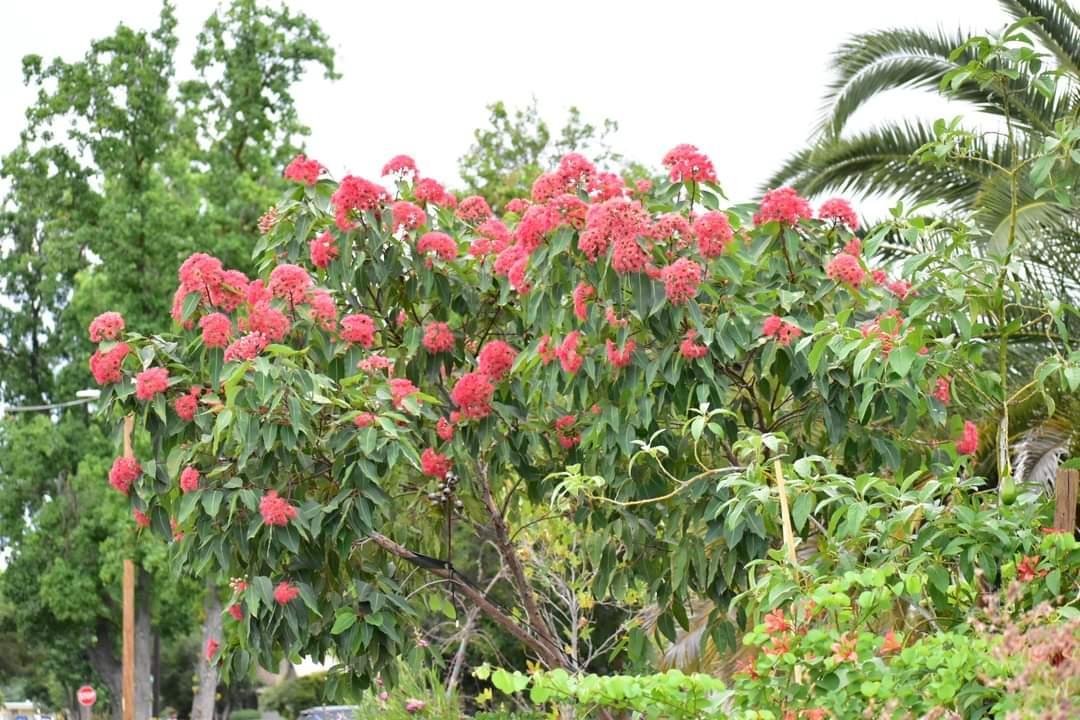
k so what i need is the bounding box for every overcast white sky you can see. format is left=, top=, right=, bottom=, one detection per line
left=0, top=0, right=1006, bottom=203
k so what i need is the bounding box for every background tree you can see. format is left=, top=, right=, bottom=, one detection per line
left=0, top=1, right=336, bottom=715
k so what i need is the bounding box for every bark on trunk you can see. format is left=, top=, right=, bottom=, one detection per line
left=152, top=634, right=161, bottom=717
left=87, top=619, right=123, bottom=720
left=135, top=567, right=154, bottom=720
left=190, top=582, right=222, bottom=720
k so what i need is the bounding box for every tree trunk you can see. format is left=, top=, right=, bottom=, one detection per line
left=152, top=633, right=161, bottom=717
left=190, top=582, right=222, bottom=720
left=135, top=567, right=154, bottom=720
left=87, top=619, right=123, bottom=720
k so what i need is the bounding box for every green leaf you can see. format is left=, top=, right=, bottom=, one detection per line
left=331, top=609, right=357, bottom=635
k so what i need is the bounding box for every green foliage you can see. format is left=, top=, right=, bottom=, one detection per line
left=458, top=100, right=626, bottom=208
left=260, top=674, right=330, bottom=720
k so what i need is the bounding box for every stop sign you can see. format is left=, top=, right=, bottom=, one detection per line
left=77, top=686, right=96, bottom=707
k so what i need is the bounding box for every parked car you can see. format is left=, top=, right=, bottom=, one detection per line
left=298, top=706, right=358, bottom=720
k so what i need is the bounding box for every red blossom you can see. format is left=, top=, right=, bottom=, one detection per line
left=531, top=172, right=564, bottom=203
left=831, top=633, right=858, bottom=663
left=587, top=171, right=628, bottom=202
left=211, top=270, right=249, bottom=312
left=341, top=314, right=376, bottom=348
left=273, top=581, right=300, bottom=605
left=933, top=376, right=951, bottom=404
left=268, top=264, right=312, bottom=305
left=224, top=332, right=269, bottom=362
left=680, top=329, right=708, bottom=360
left=573, top=282, right=595, bottom=322
left=133, top=509, right=150, bottom=528
left=382, top=154, right=418, bottom=179
left=243, top=302, right=290, bottom=342
left=421, top=448, right=452, bottom=479
left=436, top=417, right=455, bottom=441
left=879, top=630, right=902, bottom=655
left=661, top=144, right=718, bottom=184
left=180, top=466, right=200, bottom=494
left=199, top=313, right=233, bottom=349
left=605, top=339, right=635, bottom=369
left=818, top=197, right=858, bottom=230
left=844, top=237, right=862, bottom=256
left=174, top=391, right=199, bottom=421
left=451, top=371, right=495, bottom=420
left=763, top=608, right=791, bottom=635
left=259, top=490, right=297, bottom=527
left=308, top=289, right=337, bottom=331
left=331, top=175, right=389, bottom=231
left=179, top=253, right=225, bottom=295
left=205, top=638, right=220, bottom=661
left=422, top=322, right=455, bottom=354
left=354, top=412, right=376, bottom=429
left=754, top=187, right=813, bottom=226
left=413, top=177, right=452, bottom=206
left=135, top=367, right=169, bottom=401
left=550, top=194, right=589, bottom=230
left=283, top=154, right=323, bottom=185
left=1017, top=555, right=1046, bottom=582
left=505, top=198, right=529, bottom=214
left=660, top=258, right=703, bottom=305
left=515, top=204, right=558, bottom=253
left=309, top=231, right=339, bottom=269
left=90, top=343, right=130, bottom=385
left=825, top=253, right=865, bottom=287
left=651, top=213, right=694, bottom=249
left=109, top=457, right=141, bottom=495
left=227, top=604, right=244, bottom=621
left=358, top=354, right=394, bottom=374
left=477, top=341, right=517, bottom=381
left=456, top=195, right=493, bottom=223
left=417, top=231, right=458, bottom=261
left=956, top=420, right=979, bottom=456
left=557, top=152, right=596, bottom=188
left=390, top=378, right=420, bottom=409
left=89, top=312, right=125, bottom=342
left=556, top=331, right=584, bottom=375
left=693, top=211, right=734, bottom=258
left=391, top=201, right=427, bottom=233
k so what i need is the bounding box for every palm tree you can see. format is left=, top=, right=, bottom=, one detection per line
left=768, top=0, right=1080, bottom=301
left=767, top=0, right=1080, bottom=489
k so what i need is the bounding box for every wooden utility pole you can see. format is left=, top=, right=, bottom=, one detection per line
left=122, top=415, right=136, bottom=720
left=1054, top=468, right=1078, bottom=533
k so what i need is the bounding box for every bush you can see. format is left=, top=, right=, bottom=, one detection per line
left=259, top=674, right=330, bottom=720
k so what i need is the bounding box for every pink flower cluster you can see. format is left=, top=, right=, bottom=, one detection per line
left=818, top=198, right=858, bottom=230
left=331, top=175, right=389, bottom=231
left=761, top=315, right=803, bottom=346
left=341, top=314, right=376, bottom=348
left=382, top=154, right=418, bottom=180
left=90, top=342, right=130, bottom=385
left=825, top=253, right=865, bottom=287
left=605, top=339, right=635, bottom=369
left=754, top=187, right=813, bottom=226
left=268, top=264, right=312, bottom=305
left=259, top=490, right=297, bottom=526
left=573, top=282, right=595, bottom=321
left=477, top=340, right=517, bottom=380
left=553, top=415, right=580, bottom=449
left=283, top=154, right=324, bottom=186
left=200, top=313, right=233, bottom=348
left=956, top=420, right=979, bottom=455
left=661, top=258, right=703, bottom=305
left=422, top=322, right=455, bottom=353
left=451, top=371, right=495, bottom=419
left=680, top=329, right=708, bottom=360
left=417, top=231, right=458, bottom=261
left=692, top=211, right=733, bottom=258
left=391, top=201, right=427, bottom=233
left=174, top=387, right=201, bottom=421
left=662, top=144, right=718, bottom=184
left=456, top=195, right=493, bottom=223
left=109, top=457, right=141, bottom=495
left=180, top=466, right=200, bottom=493
left=135, top=367, right=170, bottom=401
left=224, top=333, right=269, bottom=362
left=309, top=231, right=339, bottom=269
left=89, top=312, right=125, bottom=342
left=274, top=581, right=300, bottom=605
left=421, top=447, right=452, bottom=478
left=556, top=331, right=584, bottom=374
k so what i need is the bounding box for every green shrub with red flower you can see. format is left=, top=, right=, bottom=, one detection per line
left=87, top=135, right=1077, bottom=691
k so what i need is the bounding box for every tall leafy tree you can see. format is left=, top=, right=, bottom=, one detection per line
left=0, top=1, right=337, bottom=716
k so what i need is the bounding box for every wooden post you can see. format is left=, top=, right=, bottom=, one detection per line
left=773, top=460, right=798, bottom=565
left=1054, top=468, right=1078, bottom=533
left=122, top=415, right=136, bottom=720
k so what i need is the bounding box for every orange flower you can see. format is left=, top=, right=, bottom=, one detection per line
left=831, top=634, right=857, bottom=663
left=879, top=630, right=902, bottom=655
left=1017, top=555, right=1047, bottom=582
left=802, top=710, right=828, bottom=720
left=764, top=636, right=792, bottom=656
left=764, top=608, right=791, bottom=635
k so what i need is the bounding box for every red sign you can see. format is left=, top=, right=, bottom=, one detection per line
left=77, top=686, right=96, bottom=707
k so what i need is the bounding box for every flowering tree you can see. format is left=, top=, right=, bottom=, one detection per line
left=89, top=141, right=1077, bottom=686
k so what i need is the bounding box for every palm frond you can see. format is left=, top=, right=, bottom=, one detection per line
left=1000, top=0, right=1080, bottom=75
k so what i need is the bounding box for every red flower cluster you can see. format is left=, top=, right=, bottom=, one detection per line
left=354, top=412, right=376, bottom=428
left=382, top=154, right=418, bottom=179
left=391, top=201, right=427, bottom=234
left=132, top=509, right=150, bottom=528
left=580, top=199, right=650, bottom=270
left=680, top=329, right=708, bottom=360
left=693, top=211, right=733, bottom=259
left=469, top=219, right=512, bottom=258
left=825, top=253, right=865, bottom=287
left=89, top=312, right=125, bottom=342
left=341, top=314, right=376, bottom=348
left=180, top=466, right=200, bottom=493
left=754, top=187, right=812, bottom=226
left=135, top=367, right=169, bottom=401
left=274, top=581, right=300, bottom=605
left=761, top=315, right=802, bottom=346
left=557, top=152, right=596, bottom=189
left=956, top=420, right=979, bottom=455
left=200, top=313, right=233, bottom=348
left=421, top=447, right=452, bottom=479
left=390, top=378, right=420, bottom=409
left=763, top=608, right=790, bottom=635
left=243, top=301, right=290, bottom=341
left=331, top=175, right=389, bottom=231
left=550, top=194, right=588, bottom=230
left=477, top=340, right=517, bottom=380
left=651, top=213, right=693, bottom=249
left=456, top=195, right=493, bottom=223
left=422, top=322, right=455, bottom=353
left=309, top=289, right=337, bottom=331
left=933, top=376, right=951, bottom=404
left=556, top=331, right=584, bottom=374
left=451, top=371, right=494, bottom=419
left=573, top=282, right=595, bottom=322
left=259, top=490, right=297, bottom=526
left=268, top=264, right=312, bottom=305
left=358, top=353, right=394, bottom=374
left=224, top=333, right=269, bottom=362
left=436, top=416, right=455, bottom=441
left=662, top=144, right=718, bottom=184
left=309, top=231, right=339, bottom=269
left=227, top=604, right=244, bottom=621
left=661, top=258, right=704, bottom=305
left=514, top=204, right=558, bottom=252
left=605, top=339, right=635, bottom=369
left=554, top=415, right=580, bottom=449
left=818, top=197, right=858, bottom=230
left=283, top=154, right=324, bottom=186
left=205, top=638, right=220, bottom=662
left=1017, top=555, right=1047, bottom=582
left=174, top=387, right=201, bottom=421
left=414, top=177, right=453, bottom=207
left=109, top=457, right=141, bottom=495
left=417, top=231, right=458, bottom=261
left=90, top=342, right=130, bottom=385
